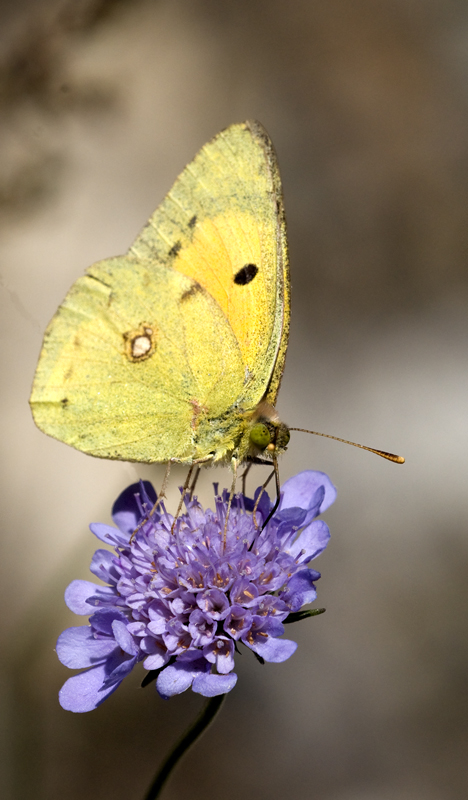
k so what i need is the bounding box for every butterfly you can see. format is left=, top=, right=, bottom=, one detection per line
left=30, top=121, right=293, bottom=506
left=30, top=121, right=404, bottom=520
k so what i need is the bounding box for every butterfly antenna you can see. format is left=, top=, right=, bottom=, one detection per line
left=289, top=429, right=405, bottom=464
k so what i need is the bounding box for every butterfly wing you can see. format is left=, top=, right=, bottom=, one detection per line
left=30, top=256, right=246, bottom=462
left=131, top=120, right=290, bottom=409
left=30, top=122, right=290, bottom=464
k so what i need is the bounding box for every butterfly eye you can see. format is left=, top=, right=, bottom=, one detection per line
left=250, top=422, right=272, bottom=450
left=234, top=264, right=258, bottom=285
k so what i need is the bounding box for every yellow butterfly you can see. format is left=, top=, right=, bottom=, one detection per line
left=30, top=121, right=292, bottom=497
left=30, top=121, right=403, bottom=513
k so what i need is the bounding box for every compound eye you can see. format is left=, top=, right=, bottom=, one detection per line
left=250, top=423, right=271, bottom=450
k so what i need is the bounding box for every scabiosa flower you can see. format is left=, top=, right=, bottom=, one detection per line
left=57, top=470, right=336, bottom=712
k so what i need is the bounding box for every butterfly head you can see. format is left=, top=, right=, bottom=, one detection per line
left=249, top=402, right=290, bottom=459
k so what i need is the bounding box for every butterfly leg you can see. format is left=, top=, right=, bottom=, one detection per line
left=240, top=462, right=252, bottom=496
left=153, top=459, right=173, bottom=512
left=130, top=460, right=174, bottom=542
left=170, top=456, right=213, bottom=534
left=223, top=458, right=238, bottom=547
left=252, top=467, right=275, bottom=528
left=170, top=464, right=195, bottom=534
left=251, top=457, right=281, bottom=530
left=261, top=457, right=281, bottom=529
left=189, top=465, right=201, bottom=499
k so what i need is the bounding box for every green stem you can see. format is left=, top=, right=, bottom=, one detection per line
left=143, top=694, right=226, bottom=800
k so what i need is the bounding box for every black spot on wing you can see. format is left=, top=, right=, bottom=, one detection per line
left=234, top=264, right=258, bottom=286
left=188, top=215, right=197, bottom=229
left=180, top=281, right=202, bottom=302
left=168, top=240, right=182, bottom=257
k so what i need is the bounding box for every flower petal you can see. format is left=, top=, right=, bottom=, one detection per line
left=281, top=470, right=337, bottom=515
left=112, top=481, right=157, bottom=535
left=89, top=523, right=130, bottom=547
left=143, top=650, right=170, bottom=670
left=89, top=608, right=128, bottom=635
left=89, top=549, right=118, bottom=583
left=59, top=664, right=121, bottom=712
left=103, top=655, right=136, bottom=687
left=287, top=520, right=331, bottom=562
left=56, top=627, right=117, bottom=669
left=245, top=634, right=297, bottom=663
left=246, top=487, right=272, bottom=524
left=196, top=588, right=230, bottom=620
left=282, top=569, right=319, bottom=611
left=276, top=506, right=308, bottom=536
left=64, top=580, right=97, bottom=614
left=156, top=660, right=209, bottom=698
left=223, top=605, right=253, bottom=640
left=203, top=638, right=235, bottom=673
left=192, top=672, right=237, bottom=696
left=111, top=620, right=138, bottom=656
left=64, top=580, right=116, bottom=615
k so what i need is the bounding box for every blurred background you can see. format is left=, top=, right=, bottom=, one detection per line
left=1, top=1, right=468, bottom=798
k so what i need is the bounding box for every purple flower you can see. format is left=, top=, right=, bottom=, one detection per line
left=57, top=470, right=336, bottom=712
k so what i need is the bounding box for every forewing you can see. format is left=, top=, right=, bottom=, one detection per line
left=130, top=120, right=290, bottom=408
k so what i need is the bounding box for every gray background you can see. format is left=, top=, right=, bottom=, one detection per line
left=1, top=1, right=468, bottom=798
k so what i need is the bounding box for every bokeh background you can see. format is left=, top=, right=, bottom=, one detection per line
left=1, top=1, right=468, bottom=798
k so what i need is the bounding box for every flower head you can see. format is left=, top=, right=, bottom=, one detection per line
left=57, top=470, right=336, bottom=712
